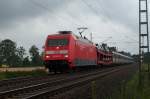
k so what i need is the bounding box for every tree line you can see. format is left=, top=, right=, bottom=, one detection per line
left=0, top=39, right=43, bottom=67
left=143, top=52, right=150, bottom=64
left=0, top=39, right=149, bottom=67
left=132, top=52, right=150, bottom=64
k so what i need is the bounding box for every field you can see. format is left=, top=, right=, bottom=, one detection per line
left=0, top=70, right=47, bottom=80
left=0, top=67, right=44, bottom=72
left=111, top=64, right=150, bottom=99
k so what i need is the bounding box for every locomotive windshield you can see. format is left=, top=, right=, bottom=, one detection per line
left=47, top=39, right=69, bottom=46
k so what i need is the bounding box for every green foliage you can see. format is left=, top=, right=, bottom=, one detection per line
left=29, top=45, right=43, bottom=66
left=132, top=54, right=138, bottom=62
left=0, top=39, right=17, bottom=66
left=111, top=70, right=150, bottom=99
left=16, top=46, right=26, bottom=61
left=0, top=57, right=2, bottom=67
left=0, top=39, right=27, bottom=67
left=144, top=52, right=150, bottom=64
left=23, top=56, right=31, bottom=66
left=0, top=39, right=43, bottom=67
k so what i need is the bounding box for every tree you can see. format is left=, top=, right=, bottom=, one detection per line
left=119, top=51, right=131, bottom=56
left=101, top=43, right=110, bottom=52
left=132, top=54, right=139, bottom=62
left=40, top=51, right=44, bottom=58
left=0, top=56, right=2, bottom=67
left=109, top=47, right=117, bottom=52
left=16, top=46, right=26, bottom=65
left=0, top=39, right=27, bottom=67
left=10, top=55, right=22, bottom=66
left=23, top=56, right=31, bottom=66
left=144, top=52, right=150, bottom=64
left=29, top=45, right=42, bottom=66
left=0, top=39, right=16, bottom=66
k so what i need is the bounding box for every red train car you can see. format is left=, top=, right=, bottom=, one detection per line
left=97, top=48, right=113, bottom=66
left=43, top=31, right=97, bottom=72
left=96, top=44, right=113, bottom=66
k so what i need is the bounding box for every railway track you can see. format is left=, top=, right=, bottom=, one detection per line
left=0, top=66, right=126, bottom=99
left=0, top=73, right=70, bottom=92
left=0, top=68, right=105, bottom=92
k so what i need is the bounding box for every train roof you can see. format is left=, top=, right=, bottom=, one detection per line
left=48, top=31, right=94, bottom=45
left=48, top=31, right=72, bottom=36
left=112, top=51, right=133, bottom=59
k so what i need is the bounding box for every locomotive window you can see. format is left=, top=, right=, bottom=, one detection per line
left=47, top=39, right=68, bottom=46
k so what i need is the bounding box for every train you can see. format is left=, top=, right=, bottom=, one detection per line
left=43, top=31, right=133, bottom=73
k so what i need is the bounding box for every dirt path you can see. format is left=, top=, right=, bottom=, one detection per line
left=0, top=67, right=45, bottom=72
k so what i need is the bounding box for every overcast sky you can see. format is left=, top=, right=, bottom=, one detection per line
left=0, top=0, right=142, bottom=54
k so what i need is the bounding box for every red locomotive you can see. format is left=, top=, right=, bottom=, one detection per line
left=43, top=31, right=133, bottom=73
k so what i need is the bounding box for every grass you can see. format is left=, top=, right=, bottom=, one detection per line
left=111, top=64, right=150, bottom=99
left=0, top=70, right=47, bottom=80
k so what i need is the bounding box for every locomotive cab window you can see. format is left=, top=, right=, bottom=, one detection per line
left=47, top=39, right=69, bottom=46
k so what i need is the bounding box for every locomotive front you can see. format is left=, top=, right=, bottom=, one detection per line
left=43, top=32, right=73, bottom=73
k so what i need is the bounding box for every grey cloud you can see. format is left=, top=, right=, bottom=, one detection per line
left=0, top=0, right=139, bottom=54
left=0, top=0, right=71, bottom=29
left=0, top=0, right=138, bottom=32
left=97, top=0, right=138, bottom=33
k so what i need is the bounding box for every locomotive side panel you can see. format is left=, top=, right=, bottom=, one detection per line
left=74, top=39, right=97, bottom=66
left=67, top=35, right=76, bottom=69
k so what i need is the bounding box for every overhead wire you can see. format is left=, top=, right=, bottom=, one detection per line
left=60, top=0, right=89, bottom=29
left=98, top=0, right=139, bottom=38
left=29, top=0, right=80, bottom=26
left=81, top=0, right=138, bottom=47
left=29, top=0, right=94, bottom=37
left=80, top=0, right=110, bottom=40
left=81, top=0, right=102, bottom=18
left=29, top=0, right=139, bottom=48
left=81, top=0, right=122, bottom=44
left=82, top=0, right=138, bottom=41
left=81, top=0, right=120, bottom=34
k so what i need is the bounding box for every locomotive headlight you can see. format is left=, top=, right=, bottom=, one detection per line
left=46, top=55, right=50, bottom=58
left=64, top=55, right=68, bottom=58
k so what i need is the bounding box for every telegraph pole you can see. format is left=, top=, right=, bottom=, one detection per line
left=139, top=0, right=149, bottom=72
